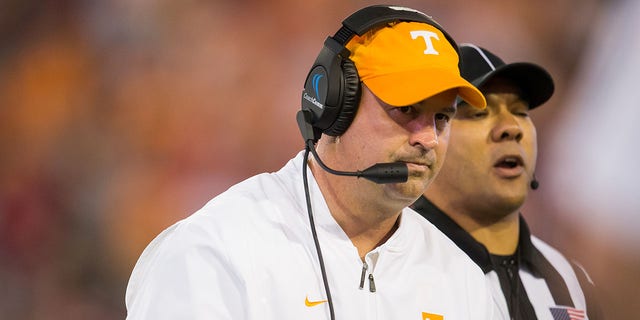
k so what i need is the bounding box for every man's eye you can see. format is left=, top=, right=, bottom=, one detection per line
left=397, top=106, right=413, bottom=114
left=471, top=111, right=488, bottom=119
left=435, top=113, right=451, bottom=123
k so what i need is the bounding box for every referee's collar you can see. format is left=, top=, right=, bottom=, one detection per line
left=411, top=196, right=544, bottom=277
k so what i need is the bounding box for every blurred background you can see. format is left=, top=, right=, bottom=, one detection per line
left=1, top=0, right=638, bottom=319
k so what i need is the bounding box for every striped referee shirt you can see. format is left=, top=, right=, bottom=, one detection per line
left=412, top=197, right=603, bottom=320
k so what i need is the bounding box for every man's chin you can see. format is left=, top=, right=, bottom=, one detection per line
left=384, top=179, right=429, bottom=204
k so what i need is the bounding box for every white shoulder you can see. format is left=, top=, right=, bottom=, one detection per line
left=531, top=236, right=588, bottom=310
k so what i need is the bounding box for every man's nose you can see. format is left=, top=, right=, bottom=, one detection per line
left=492, top=114, right=523, bottom=142
left=408, top=120, right=438, bottom=150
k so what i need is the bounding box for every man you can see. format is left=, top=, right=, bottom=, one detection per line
left=125, top=6, right=495, bottom=320
left=413, top=43, right=602, bottom=320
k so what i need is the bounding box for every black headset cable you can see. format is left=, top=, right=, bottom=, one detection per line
left=302, top=148, right=336, bottom=320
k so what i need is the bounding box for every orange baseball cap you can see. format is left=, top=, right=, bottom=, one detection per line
left=346, top=22, right=486, bottom=108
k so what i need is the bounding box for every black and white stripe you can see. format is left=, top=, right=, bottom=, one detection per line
left=412, top=197, right=603, bottom=320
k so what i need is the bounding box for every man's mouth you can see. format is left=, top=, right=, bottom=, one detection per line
left=494, top=155, right=523, bottom=169
left=401, top=159, right=433, bottom=170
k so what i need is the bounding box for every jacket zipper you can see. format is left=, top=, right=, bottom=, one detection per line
left=358, top=262, right=376, bottom=292
left=359, top=262, right=368, bottom=289
left=368, top=274, right=376, bottom=292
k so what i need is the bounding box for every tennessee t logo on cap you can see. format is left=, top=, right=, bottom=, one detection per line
left=346, top=22, right=485, bottom=109
left=410, top=30, right=440, bottom=55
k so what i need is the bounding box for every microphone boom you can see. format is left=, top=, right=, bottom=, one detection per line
left=307, top=141, right=408, bottom=184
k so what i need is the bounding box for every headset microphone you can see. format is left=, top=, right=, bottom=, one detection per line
left=297, top=110, right=409, bottom=184
left=530, top=173, right=539, bottom=190
left=307, top=141, right=408, bottom=184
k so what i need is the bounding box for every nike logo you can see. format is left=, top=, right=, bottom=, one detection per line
left=305, top=296, right=327, bottom=307
left=422, top=312, right=443, bottom=320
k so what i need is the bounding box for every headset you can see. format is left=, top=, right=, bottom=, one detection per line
left=296, top=5, right=460, bottom=320
left=297, top=5, right=459, bottom=142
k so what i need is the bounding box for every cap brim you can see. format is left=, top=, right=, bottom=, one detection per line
left=473, top=63, right=554, bottom=109
left=362, top=68, right=486, bottom=109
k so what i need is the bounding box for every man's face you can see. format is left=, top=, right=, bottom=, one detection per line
left=426, top=77, right=537, bottom=219
left=329, top=85, right=458, bottom=205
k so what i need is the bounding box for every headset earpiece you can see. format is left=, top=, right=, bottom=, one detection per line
left=300, top=37, right=349, bottom=137
left=323, top=59, right=360, bottom=136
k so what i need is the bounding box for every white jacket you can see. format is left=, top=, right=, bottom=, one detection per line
left=126, top=151, right=495, bottom=319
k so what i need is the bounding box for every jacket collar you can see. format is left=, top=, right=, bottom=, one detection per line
left=411, top=196, right=544, bottom=277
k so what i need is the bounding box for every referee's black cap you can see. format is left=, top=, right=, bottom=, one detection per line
left=458, top=43, right=555, bottom=109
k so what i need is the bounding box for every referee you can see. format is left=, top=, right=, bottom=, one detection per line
left=412, top=43, right=603, bottom=320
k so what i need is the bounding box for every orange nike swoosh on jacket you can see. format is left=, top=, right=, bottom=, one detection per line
left=305, top=296, right=327, bottom=307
